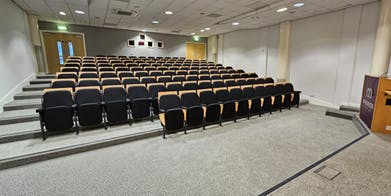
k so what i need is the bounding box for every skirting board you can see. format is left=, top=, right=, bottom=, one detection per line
left=0, top=73, right=36, bottom=113
left=301, top=94, right=339, bottom=109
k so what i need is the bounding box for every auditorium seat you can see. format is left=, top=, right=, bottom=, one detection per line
left=215, top=88, right=236, bottom=123
left=148, top=83, right=167, bottom=116
left=126, top=84, right=152, bottom=121
left=229, top=87, right=250, bottom=119
left=198, top=89, right=221, bottom=128
left=183, top=81, right=198, bottom=90
left=180, top=91, right=204, bottom=129
left=266, top=84, right=282, bottom=112
left=157, top=76, right=172, bottom=84
left=172, top=75, right=185, bottom=82
left=242, top=86, right=262, bottom=117
left=74, top=86, right=105, bottom=129
left=198, top=81, right=212, bottom=89
left=212, top=80, right=226, bottom=88
left=264, top=77, right=274, bottom=84
left=103, top=86, right=129, bottom=124
left=285, top=83, right=301, bottom=108
left=254, top=85, right=272, bottom=114
left=99, top=71, right=117, bottom=78
left=140, top=76, right=157, bottom=84
left=158, top=92, right=185, bottom=138
left=61, top=67, right=79, bottom=73
left=37, top=88, right=77, bottom=140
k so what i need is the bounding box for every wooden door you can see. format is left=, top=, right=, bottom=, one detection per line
left=42, top=32, right=85, bottom=73
left=186, top=42, right=206, bottom=60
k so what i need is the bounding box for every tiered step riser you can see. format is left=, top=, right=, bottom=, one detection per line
left=29, top=79, right=52, bottom=85
left=0, top=115, right=38, bottom=125
left=325, top=109, right=356, bottom=120
left=4, top=104, right=41, bottom=111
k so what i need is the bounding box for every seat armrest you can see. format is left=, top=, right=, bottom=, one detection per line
left=100, top=101, right=106, bottom=106
left=159, top=108, right=166, bottom=113
left=72, top=104, right=77, bottom=109
left=36, top=107, right=43, bottom=114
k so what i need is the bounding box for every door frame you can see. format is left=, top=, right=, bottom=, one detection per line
left=185, top=42, right=206, bottom=60
left=40, top=30, right=87, bottom=73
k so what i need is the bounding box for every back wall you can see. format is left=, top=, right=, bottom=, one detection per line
left=38, top=21, right=207, bottom=58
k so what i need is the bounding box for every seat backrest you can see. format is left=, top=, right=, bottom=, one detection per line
left=148, top=83, right=167, bottom=98
left=229, top=87, right=244, bottom=100
left=254, top=85, right=268, bottom=97
left=122, top=77, right=140, bottom=85
left=42, top=88, right=74, bottom=108
left=57, top=72, right=78, bottom=79
left=166, top=82, right=183, bottom=91
left=215, top=89, right=233, bottom=102
left=172, top=75, right=185, bottom=82
left=118, top=71, right=133, bottom=78
left=103, top=86, right=126, bottom=102
left=51, top=79, right=76, bottom=89
left=242, top=87, right=256, bottom=99
left=180, top=92, right=200, bottom=108
left=157, top=76, right=172, bottom=83
left=100, top=71, right=117, bottom=78
left=78, top=79, right=100, bottom=87
left=183, top=81, right=198, bottom=90
left=75, top=87, right=102, bottom=105
left=159, top=94, right=181, bottom=110
left=198, top=81, right=212, bottom=89
left=285, top=83, right=294, bottom=92
left=127, top=85, right=149, bottom=100
left=264, top=77, right=274, bottom=83
left=199, top=90, right=217, bottom=105
left=101, top=78, right=121, bottom=86
left=140, top=77, right=157, bottom=84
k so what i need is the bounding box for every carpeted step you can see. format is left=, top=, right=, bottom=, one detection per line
left=29, top=79, right=53, bottom=85
left=0, top=109, right=38, bottom=125
left=22, top=84, right=50, bottom=91
left=14, top=91, right=43, bottom=100
left=3, top=99, right=41, bottom=111
left=339, top=105, right=359, bottom=113
left=325, top=109, right=356, bottom=120
left=36, top=74, right=56, bottom=79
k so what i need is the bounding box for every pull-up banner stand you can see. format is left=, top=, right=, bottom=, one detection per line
left=360, top=75, right=391, bottom=133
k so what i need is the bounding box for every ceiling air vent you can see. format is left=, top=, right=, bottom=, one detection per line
left=112, top=8, right=138, bottom=17
left=207, top=13, right=223, bottom=18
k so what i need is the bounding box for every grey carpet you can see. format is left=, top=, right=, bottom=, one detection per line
left=0, top=105, right=361, bottom=196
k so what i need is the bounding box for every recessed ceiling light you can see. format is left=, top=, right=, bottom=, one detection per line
left=294, top=2, right=305, bottom=7
left=59, top=11, right=66, bottom=16
left=191, top=33, right=195, bottom=35
left=152, top=20, right=159, bottom=24
left=165, top=11, right=173, bottom=15
left=200, top=29, right=205, bottom=32
left=142, top=29, right=147, bottom=32
left=75, top=10, right=85, bottom=15
left=276, top=7, right=288, bottom=12
left=205, top=27, right=211, bottom=30
left=232, top=22, right=240, bottom=26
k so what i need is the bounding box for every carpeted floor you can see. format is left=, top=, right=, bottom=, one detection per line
left=0, top=105, right=362, bottom=195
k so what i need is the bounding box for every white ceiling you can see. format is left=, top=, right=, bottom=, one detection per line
left=12, top=0, right=377, bottom=37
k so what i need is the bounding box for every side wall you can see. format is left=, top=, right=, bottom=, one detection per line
left=216, top=2, right=380, bottom=107
left=216, top=25, right=280, bottom=78
left=38, top=21, right=207, bottom=58
left=0, top=0, right=37, bottom=111
left=289, top=2, right=379, bottom=107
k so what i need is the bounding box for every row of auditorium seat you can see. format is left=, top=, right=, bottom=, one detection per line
left=56, top=72, right=260, bottom=80
left=37, top=83, right=300, bottom=139
left=60, top=66, right=238, bottom=73
left=50, top=78, right=274, bottom=91
left=64, top=61, right=218, bottom=66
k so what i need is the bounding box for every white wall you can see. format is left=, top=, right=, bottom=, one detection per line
left=216, top=25, right=280, bottom=77
left=289, top=2, right=379, bottom=107
left=0, top=0, right=37, bottom=111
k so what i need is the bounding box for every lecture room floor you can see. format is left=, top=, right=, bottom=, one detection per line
left=0, top=104, right=390, bottom=195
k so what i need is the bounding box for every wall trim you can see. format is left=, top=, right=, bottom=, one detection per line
left=0, top=73, right=36, bottom=113
left=301, top=94, right=339, bottom=109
